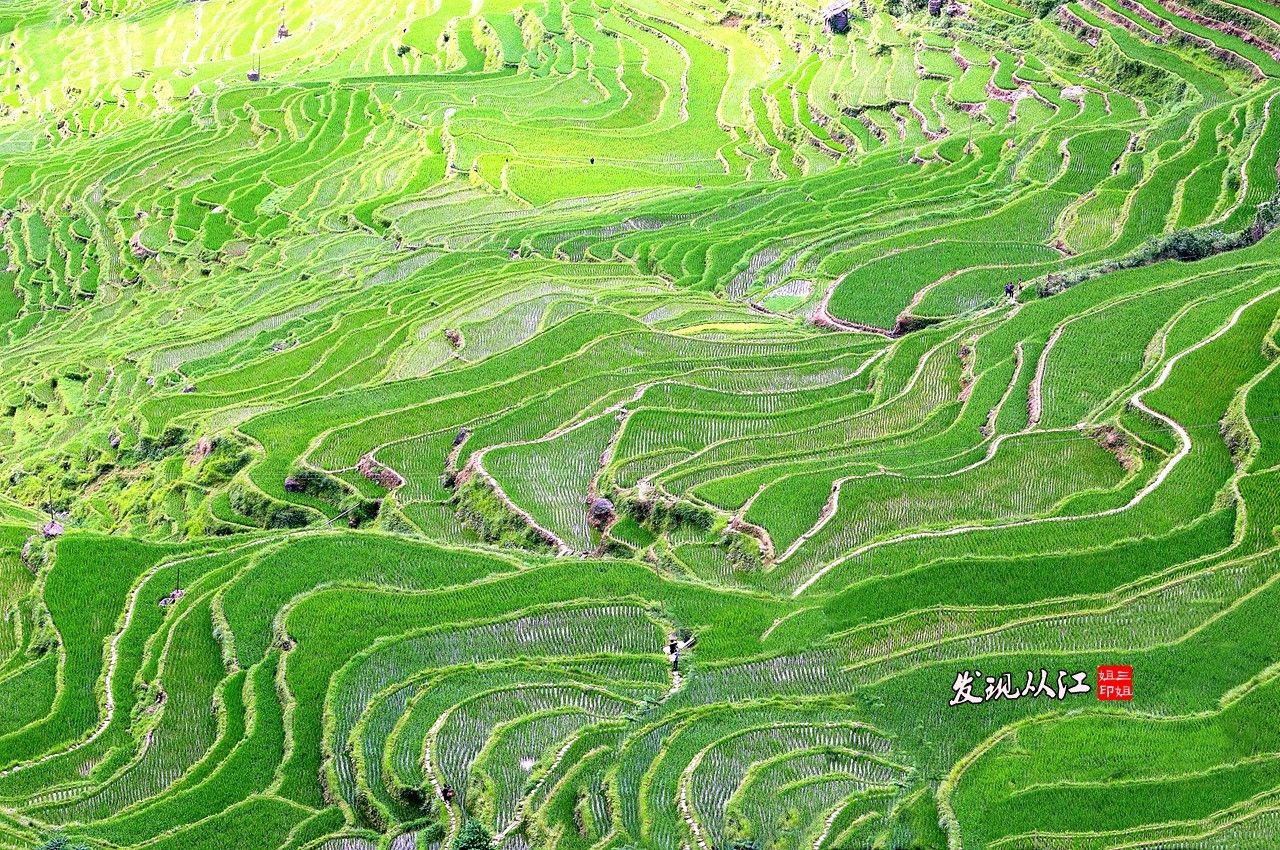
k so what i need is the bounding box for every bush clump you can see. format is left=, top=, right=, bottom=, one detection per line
left=228, top=482, right=313, bottom=529
left=128, top=426, right=188, bottom=462
left=1142, top=227, right=1236, bottom=262
left=282, top=466, right=380, bottom=527
left=1037, top=195, right=1280, bottom=298
left=450, top=820, right=493, bottom=850
left=723, top=530, right=764, bottom=573
left=194, top=438, right=251, bottom=486
left=452, top=476, right=556, bottom=552
left=40, top=835, right=92, bottom=850
left=618, top=493, right=715, bottom=535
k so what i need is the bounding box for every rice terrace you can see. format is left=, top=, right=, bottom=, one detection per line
left=2, top=0, right=1280, bottom=845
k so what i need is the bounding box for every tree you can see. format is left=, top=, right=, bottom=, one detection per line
left=450, top=821, right=493, bottom=850
left=40, top=835, right=91, bottom=850
left=1149, top=227, right=1230, bottom=261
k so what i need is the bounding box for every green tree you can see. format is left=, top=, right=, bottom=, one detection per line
left=450, top=821, right=493, bottom=850
left=40, top=835, right=91, bottom=850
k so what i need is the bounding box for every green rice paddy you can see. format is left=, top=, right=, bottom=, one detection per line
left=1, top=0, right=1280, bottom=846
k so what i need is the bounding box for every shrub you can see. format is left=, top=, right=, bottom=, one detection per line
left=40, top=835, right=91, bottom=850
left=450, top=820, right=493, bottom=850
left=281, top=466, right=379, bottom=526
left=619, top=494, right=714, bottom=534
left=130, top=426, right=188, bottom=462
left=1038, top=202, right=1280, bottom=299
left=227, top=482, right=313, bottom=529
left=196, top=439, right=251, bottom=485
left=452, top=476, right=556, bottom=552
left=1142, top=227, right=1234, bottom=262
left=723, top=530, right=764, bottom=573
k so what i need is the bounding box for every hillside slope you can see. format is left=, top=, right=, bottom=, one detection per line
left=1, top=0, right=1280, bottom=847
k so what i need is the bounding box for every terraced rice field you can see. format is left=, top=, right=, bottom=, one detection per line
left=1, top=0, right=1280, bottom=846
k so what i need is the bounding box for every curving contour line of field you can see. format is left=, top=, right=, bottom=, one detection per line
left=1, top=0, right=1280, bottom=847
